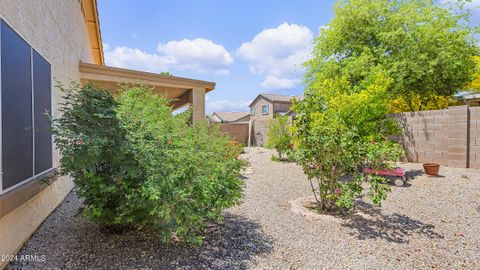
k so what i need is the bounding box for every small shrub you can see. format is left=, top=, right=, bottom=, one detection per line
left=265, top=114, right=293, bottom=160
left=52, top=83, right=244, bottom=244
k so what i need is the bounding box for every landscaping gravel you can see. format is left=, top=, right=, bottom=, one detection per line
left=8, top=147, right=480, bottom=269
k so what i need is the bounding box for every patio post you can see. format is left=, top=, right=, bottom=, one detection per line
left=191, top=87, right=206, bottom=124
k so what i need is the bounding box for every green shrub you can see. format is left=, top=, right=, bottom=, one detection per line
left=52, top=83, right=244, bottom=244
left=292, top=74, right=403, bottom=211
left=265, top=114, right=292, bottom=160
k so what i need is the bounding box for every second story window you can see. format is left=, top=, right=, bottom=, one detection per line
left=251, top=107, right=255, bottom=116
left=262, top=105, right=269, bottom=115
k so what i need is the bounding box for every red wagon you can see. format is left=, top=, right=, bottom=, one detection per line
left=364, top=166, right=406, bottom=186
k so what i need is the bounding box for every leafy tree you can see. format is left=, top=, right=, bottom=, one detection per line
left=266, top=115, right=292, bottom=160
left=293, top=73, right=403, bottom=211
left=465, top=56, right=480, bottom=92
left=51, top=83, right=244, bottom=244
left=387, top=93, right=454, bottom=113
left=307, top=0, right=478, bottom=108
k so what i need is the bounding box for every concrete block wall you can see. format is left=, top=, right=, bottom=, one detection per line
left=218, top=123, right=249, bottom=145
left=468, top=107, right=480, bottom=169
left=391, top=105, right=480, bottom=169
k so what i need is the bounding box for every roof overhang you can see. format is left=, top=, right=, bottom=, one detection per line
left=79, top=62, right=216, bottom=109
left=81, top=0, right=104, bottom=65
left=248, top=94, right=292, bottom=108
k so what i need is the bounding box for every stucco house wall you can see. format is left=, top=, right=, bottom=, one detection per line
left=0, top=1, right=93, bottom=268
left=249, top=96, right=293, bottom=146
left=273, top=102, right=291, bottom=113
left=250, top=97, right=274, bottom=121
left=250, top=97, right=273, bottom=146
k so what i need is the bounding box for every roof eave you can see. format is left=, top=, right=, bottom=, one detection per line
left=81, top=0, right=105, bottom=65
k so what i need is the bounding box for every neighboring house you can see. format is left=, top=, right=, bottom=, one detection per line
left=0, top=1, right=214, bottom=267
left=249, top=93, right=299, bottom=146
left=208, top=112, right=250, bottom=144
left=208, top=111, right=250, bottom=123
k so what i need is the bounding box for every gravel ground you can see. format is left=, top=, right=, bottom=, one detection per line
left=8, top=147, right=480, bottom=269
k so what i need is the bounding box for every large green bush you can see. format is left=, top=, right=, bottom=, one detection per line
left=52, top=83, right=244, bottom=243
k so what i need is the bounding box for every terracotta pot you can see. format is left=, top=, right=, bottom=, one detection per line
left=423, top=163, right=440, bottom=176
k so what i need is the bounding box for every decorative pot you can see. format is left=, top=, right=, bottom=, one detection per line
left=423, top=163, right=440, bottom=176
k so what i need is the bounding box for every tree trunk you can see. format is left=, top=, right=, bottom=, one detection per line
left=309, top=178, right=321, bottom=207
left=317, top=176, right=324, bottom=209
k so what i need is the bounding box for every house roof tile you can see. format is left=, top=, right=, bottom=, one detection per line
left=212, top=111, right=250, bottom=122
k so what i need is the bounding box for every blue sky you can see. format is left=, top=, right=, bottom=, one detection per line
left=97, top=0, right=479, bottom=114
left=97, top=0, right=337, bottom=113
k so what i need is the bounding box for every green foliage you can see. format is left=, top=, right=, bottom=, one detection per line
left=51, top=83, right=244, bottom=244
left=295, top=0, right=476, bottom=210
left=160, top=72, right=173, bottom=76
left=293, top=73, right=403, bottom=211
left=266, top=115, right=292, bottom=159
left=307, top=0, right=478, bottom=104
left=388, top=93, right=454, bottom=113
left=465, top=56, right=480, bottom=92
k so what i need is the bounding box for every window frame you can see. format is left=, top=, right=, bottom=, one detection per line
left=0, top=18, right=53, bottom=194
left=262, top=105, right=269, bottom=115
left=250, top=107, right=255, bottom=116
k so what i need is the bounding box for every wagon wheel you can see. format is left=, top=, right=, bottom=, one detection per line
left=394, top=176, right=405, bottom=187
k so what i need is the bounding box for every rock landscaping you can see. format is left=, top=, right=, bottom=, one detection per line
left=8, top=147, right=480, bottom=269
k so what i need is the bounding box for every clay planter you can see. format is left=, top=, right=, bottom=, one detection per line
left=423, top=163, right=440, bottom=176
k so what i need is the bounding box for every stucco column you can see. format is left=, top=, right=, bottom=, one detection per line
left=191, top=87, right=206, bottom=124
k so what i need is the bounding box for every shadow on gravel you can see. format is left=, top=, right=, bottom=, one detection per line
left=404, top=169, right=424, bottom=180
left=7, top=192, right=273, bottom=270
left=340, top=201, right=444, bottom=244
left=172, top=213, right=274, bottom=270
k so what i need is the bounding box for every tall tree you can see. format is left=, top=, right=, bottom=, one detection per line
left=465, top=56, right=480, bottom=92
left=306, top=0, right=478, bottom=102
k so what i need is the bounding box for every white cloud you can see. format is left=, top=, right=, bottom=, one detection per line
left=104, top=46, right=174, bottom=72
left=157, top=38, right=233, bottom=73
left=104, top=38, right=233, bottom=75
left=236, top=23, right=313, bottom=89
left=205, top=95, right=251, bottom=113
left=261, top=75, right=302, bottom=89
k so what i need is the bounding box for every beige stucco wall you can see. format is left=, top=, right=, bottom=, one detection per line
left=0, top=1, right=92, bottom=268
left=249, top=98, right=292, bottom=146
left=250, top=98, right=272, bottom=146
left=251, top=98, right=274, bottom=121
left=273, top=102, right=290, bottom=113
